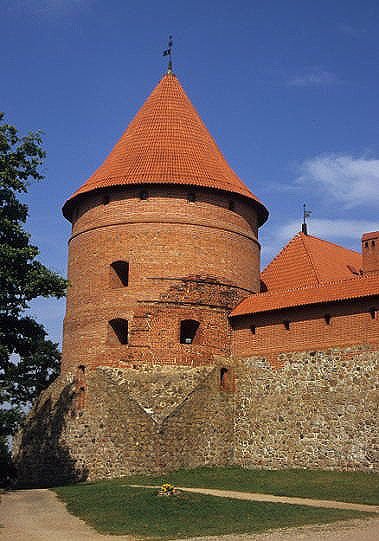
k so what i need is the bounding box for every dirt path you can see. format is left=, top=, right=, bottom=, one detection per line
left=0, top=489, right=134, bottom=541
left=129, top=485, right=379, bottom=514
left=1, top=488, right=378, bottom=541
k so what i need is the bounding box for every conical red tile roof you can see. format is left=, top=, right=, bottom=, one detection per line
left=63, top=73, right=268, bottom=223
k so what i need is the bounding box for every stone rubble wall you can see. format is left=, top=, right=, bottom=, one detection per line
left=13, top=344, right=378, bottom=487
left=234, top=345, right=379, bottom=471
left=13, top=363, right=234, bottom=486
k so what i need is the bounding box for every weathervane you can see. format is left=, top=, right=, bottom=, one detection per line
left=302, top=203, right=312, bottom=235
left=163, top=35, right=173, bottom=74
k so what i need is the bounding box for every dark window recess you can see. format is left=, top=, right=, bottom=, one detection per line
left=78, top=364, right=86, bottom=374
left=180, top=319, right=200, bottom=344
left=102, top=194, right=110, bottom=205
left=324, top=314, right=331, bottom=325
left=109, top=318, right=129, bottom=345
left=372, top=240, right=376, bottom=247
left=220, top=367, right=228, bottom=386
left=110, top=261, right=129, bottom=288
left=369, top=307, right=377, bottom=320
left=283, top=320, right=290, bottom=331
left=187, top=192, right=196, bottom=202
left=365, top=241, right=369, bottom=248
left=139, top=190, right=148, bottom=200
left=228, top=200, right=235, bottom=211
left=250, top=324, right=256, bottom=335
left=220, top=367, right=234, bottom=392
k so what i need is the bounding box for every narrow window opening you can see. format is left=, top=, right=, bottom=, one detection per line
left=250, top=324, right=256, bottom=335
left=187, top=192, right=196, bottom=203
left=228, top=200, right=235, bottom=211
left=110, top=261, right=129, bottom=288
left=283, top=320, right=290, bottom=331
left=365, top=241, right=369, bottom=248
left=220, top=367, right=234, bottom=392
left=220, top=367, right=228, bottom=387
left=139, top=190, right=148, bottom=200
left=180, top=319, right=200, bottom=344
left=372, top=240, right=376, bottom=247
left=324, top=314, right=331, bottom=325
left=109, top=318, right=129, bottom=345
left=369, top=307, right=377, bottom=320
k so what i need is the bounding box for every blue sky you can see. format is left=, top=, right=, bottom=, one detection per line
left=2, top=0, right=379, bottom=345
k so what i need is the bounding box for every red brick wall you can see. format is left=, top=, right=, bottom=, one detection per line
left=362, top=232, right=379, bottom=274
left=231, top=299, right=379, bottom=367
left=62, top=186, right=261, bottom=372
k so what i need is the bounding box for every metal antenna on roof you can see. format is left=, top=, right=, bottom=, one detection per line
left=302, top=203, right=312, bottom=235
left=163, top=35, right=173, bottom=74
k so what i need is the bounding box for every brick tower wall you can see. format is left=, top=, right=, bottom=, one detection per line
left=62, top=186, right=261, bottom=373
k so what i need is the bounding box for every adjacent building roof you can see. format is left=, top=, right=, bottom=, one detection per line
left=261, top=232, right=362, bottom=291
left=231, top=232, right=378, bottom=318
left=63, top=73, right=268, bottom=224
left=231, top=272, right=379, bottom=317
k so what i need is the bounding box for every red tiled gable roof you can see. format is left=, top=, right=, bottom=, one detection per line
left=63, top=73, right=268, bottom=223
left=230, top=272, right=379, bottom=317
left=261, top=232, right=362, bottom=291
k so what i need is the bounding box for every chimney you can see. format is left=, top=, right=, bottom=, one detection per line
left=362, top=231, right=379, bottom=274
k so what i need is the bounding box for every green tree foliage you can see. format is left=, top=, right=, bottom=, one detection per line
left=0, top=112, right=67, bottom=484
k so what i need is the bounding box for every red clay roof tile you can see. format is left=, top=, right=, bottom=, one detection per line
left=231, top=272, right=379, bottom=317
left=63, top=73, right=268, bottom=223
left=261, top=232, right=362, bottom=291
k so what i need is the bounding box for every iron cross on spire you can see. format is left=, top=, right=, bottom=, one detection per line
left=302, top=203, right=312, bottom=235
left=163, top=35, right=173, bottom=74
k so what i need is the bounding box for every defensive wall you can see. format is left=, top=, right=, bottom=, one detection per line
left=14, top=342, right=378, bottom=487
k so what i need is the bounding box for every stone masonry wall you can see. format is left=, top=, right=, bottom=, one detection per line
left=14, top=344, right=378, bottom=487
left=234, top=344, right=379, bottom=471
left=14, top=363, right=234, bottom=487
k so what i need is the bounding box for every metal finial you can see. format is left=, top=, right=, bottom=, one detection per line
left=302, top=203, right=312, bottom=235
left=163, top=35, right=173, bottom=74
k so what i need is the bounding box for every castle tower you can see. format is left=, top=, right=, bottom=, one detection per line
left=61, top=72, right=268, bottom=373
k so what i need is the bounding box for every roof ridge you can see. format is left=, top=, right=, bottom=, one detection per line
left=300, top=233, right=321, bottom=284
left=303, top=233, right=361, bottom=255
left=261, top=232, right=302, bottom=275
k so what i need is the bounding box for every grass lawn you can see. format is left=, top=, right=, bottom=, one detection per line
left=54, top=483, right=369, bottom=539
left=125, top=466, right=379, bottom=505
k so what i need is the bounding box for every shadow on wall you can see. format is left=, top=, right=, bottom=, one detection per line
left=14, top=382, right=89, bottom=488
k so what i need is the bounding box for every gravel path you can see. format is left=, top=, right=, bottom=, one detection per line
left=1, top=487, right=378, bottom=541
